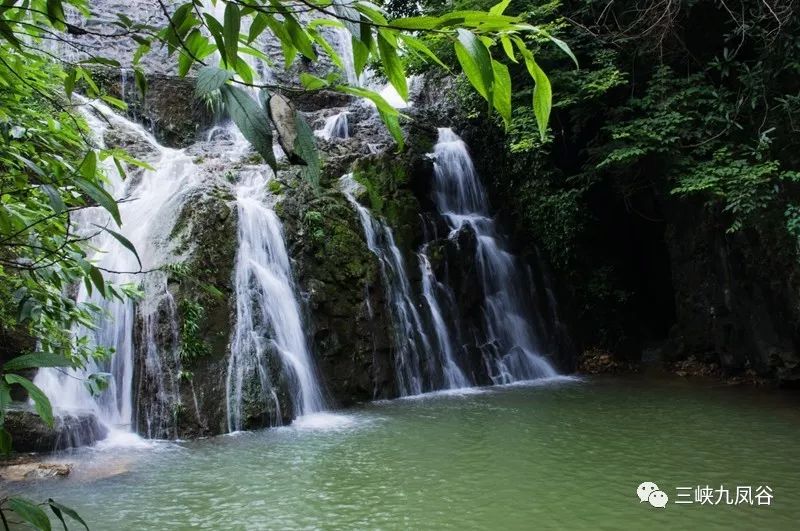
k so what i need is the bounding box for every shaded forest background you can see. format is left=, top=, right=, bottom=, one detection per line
left=397, top=0, right=800, bottom=381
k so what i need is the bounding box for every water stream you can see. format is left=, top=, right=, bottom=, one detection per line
left=33, top=101, right=200, bottom=443
left=227, top=169, right=326, bottom=431
left=340, top=174, right=435, bottom=395
left=427, top=128, right=558, bottom=384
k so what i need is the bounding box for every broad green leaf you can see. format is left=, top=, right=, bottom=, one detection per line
left=89, top=265, right=105, bottom=294
left=489, top=0, right=512, bottom=15
left=286, top=15, right=316, bottom=60
left=527, top=56, right=551, bottom=140
left=454, top=29, right=494, bottom=102
left=220, top=85, right=277, bottom=169
left=300, top=73, right=329, bottom=91
left=196, top=66, right=232, bottom=97
left=355, top=2, right=389, bottom=25
left=12, top=153, right=46, bottom=179
left=491, top=60, right=512, bottom=128
left=101, top=95, right=128, bottom=110
left=549, top=34, right=579, bottom=69
left=64, top=68, right=76, bottom=99
left=223, top=3, right=240, bottom=69
left=40, top=185, right=65, bottom=214
left=48, top=500, right=89, bottom=531
left=134, top=68, right=147, bottom=98
left=399, top=34, right=447, bottom=68
left=4, top=375, right=53, bottom=427
left=293, top=113, right=320, bottom=187
left=234, top=57, right=254, bottom=85
left=8, top=498, right=52, bottom=531
left=381, top=16, right=438, bottom=30
left=248, top=13, right=269, bottom=44
left=3, top=352, right=71, bottom=372
left=336, top=85, right=404, bottom=148
left=74, top=157, right=121, bottom=225
left=178, top=28, right=202, bottom=76
left=352, top=36, right=369, bottom=77
left=93, top=224, right=142, bottom=269
left=500, top=35, right=517, bottom=63
left=0, top=380, right=10, bottom=419
left=0, top=18, right=22, bottom=49
left=513, top=36, right=552, bottom=139
left=332, top=0, right=361, bottom=39
left=378, top=31, right=407, bottom=101
left=308, top=27, right=344, bottom=73
left=260, top=14, right=297, bottom=68
left=203, top=14, right=227, bottom=65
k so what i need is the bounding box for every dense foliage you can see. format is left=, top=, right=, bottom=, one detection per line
left=406, top=0, right=800, bottom=351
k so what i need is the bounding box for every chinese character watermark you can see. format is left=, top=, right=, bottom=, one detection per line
left=637, top=482, right=773, bottom=508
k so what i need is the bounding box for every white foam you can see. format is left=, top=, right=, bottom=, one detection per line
left=289, top=412, right=357, bottom=431
left=94, top=429, right=156, bottom=450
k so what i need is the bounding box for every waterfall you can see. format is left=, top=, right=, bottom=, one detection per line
left=418, top=251, right=470, bottom=389
left=340, top=175, right=436, bottom=395
left=428, top=128, right=557, bottom=383
left=34, top=100, right=199, bottom=443
left=315, top=112, right=350, bottom=140
left=227, top=169, right=326, bottom=431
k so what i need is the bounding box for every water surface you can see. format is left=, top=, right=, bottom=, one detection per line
left=10, top=376, right=800, bottom=529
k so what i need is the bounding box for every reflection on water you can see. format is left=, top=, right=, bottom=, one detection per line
left=10, top=376, right=800, bottom=530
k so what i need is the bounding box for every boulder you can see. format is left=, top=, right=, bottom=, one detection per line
left=5, top=408, right=107, bottom=453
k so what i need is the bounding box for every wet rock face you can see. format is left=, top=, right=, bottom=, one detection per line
left=664, top=203, right=800, bottom=383
left=160, top=191, right=239, bottom=438
left=5, top=409, right=108, bottom=453
left=278, top=179, right=397, bottom=404
left=93, top=69, right=214, bottom=148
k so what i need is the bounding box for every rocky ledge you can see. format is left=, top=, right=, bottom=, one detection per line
left=5, top=408, right=108, bottom=453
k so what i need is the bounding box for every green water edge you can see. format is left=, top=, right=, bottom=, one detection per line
left=5, top=374, right=800, bottom=530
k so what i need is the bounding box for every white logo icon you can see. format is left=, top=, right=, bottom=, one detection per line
left=637, top=482, right=668, bottom=507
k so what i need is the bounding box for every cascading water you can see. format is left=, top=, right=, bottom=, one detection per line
left=428, top=128, right=557, bottom=383
left=315, top=112, right=350, bottom=140
left=418, top=251, right=470, bottom=389
left=34, top=100, right=200, bottom=442
left=227, top=168, right=326, bottom=432
left=340, top=175, right=437, bottom=395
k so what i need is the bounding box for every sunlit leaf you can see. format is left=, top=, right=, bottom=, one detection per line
left=454, top=29, right=494, bottom=102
